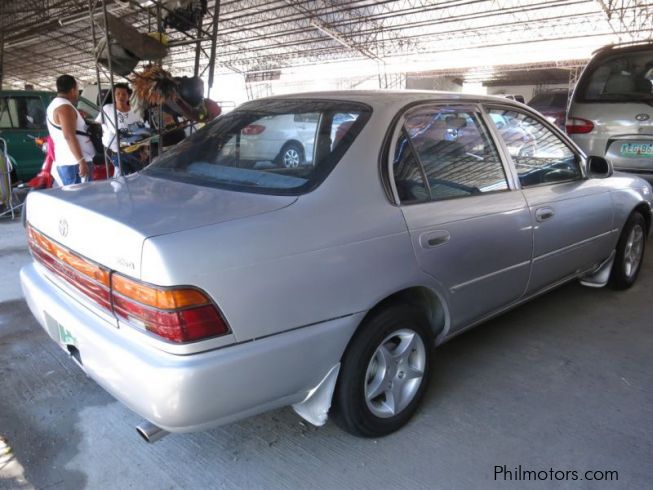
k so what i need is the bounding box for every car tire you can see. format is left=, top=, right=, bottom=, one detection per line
left=609, top=212, right=647, bottom=290
left=279, top=142, right=304, bottom=168
left=332, top=304, right=433, bottom=438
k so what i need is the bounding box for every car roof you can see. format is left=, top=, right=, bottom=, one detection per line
left=592, top=40, right=653, bottom=57
left=240, top=90, right=528, bottom=108
left=0, top=90, right=54, bottom=96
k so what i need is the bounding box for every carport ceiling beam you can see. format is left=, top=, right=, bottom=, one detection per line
left=310, top=19, right=382, bottom=62
left=595, top=0, right=630, bottom=38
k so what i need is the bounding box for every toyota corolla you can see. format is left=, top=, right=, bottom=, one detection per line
left=21, top=91, right=651, bottom=442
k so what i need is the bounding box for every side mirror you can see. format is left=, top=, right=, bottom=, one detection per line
left=587, top=156, right=613, bottom=178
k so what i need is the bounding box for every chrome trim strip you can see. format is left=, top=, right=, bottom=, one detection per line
left=450, top=260, right=531, bottom=292
left=533, top=229, right=619, bottom=262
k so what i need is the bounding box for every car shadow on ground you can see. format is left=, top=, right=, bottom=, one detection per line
left=0, top=299, right=113, bottom=490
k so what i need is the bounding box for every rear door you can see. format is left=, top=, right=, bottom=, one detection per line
left=485, top=105, right=615, bottom=293
left=0, top=93, right=49, bottom=181
left=391, top=103, right=532, bottom=331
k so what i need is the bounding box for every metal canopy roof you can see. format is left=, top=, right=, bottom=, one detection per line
left=1, top=0, right=652, bottom=91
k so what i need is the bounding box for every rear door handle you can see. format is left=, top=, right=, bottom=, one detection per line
left=535, top=207, right=555, bottom=222
left=419, top=230, right=451, bottom=249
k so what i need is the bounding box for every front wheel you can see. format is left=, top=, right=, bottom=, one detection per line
left=332, top=304, right=433, bottom=437
left=609, top=212, right=647, bottom=290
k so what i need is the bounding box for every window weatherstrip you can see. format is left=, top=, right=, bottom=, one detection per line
left=478, top=103, right=522, bottom=190
left=402, top=125, right=432, bottom=199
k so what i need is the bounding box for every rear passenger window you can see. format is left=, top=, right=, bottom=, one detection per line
left=0, top=96, right=46, bottom=129
left=487, top=108, right=581, bottom=187
left=393, top=106, right=509, bottom=204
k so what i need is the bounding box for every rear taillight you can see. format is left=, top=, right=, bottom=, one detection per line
left=111, top=274, right=229, bottom=343
left=242, top=124, right=265, bottom=135
left=27, top=226, right=111, bottom=309
left=566, top=117, right=594, bottom=134
left=28, top=225, right=230, bottom=343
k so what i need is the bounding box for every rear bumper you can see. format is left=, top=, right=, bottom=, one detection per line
left=20, top=262, right=361, bottom=432
left=571, top=134, right=653, bottom=180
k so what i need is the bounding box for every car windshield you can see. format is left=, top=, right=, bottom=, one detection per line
left=577, top=49, right=653, bottom=103
left=143, top=99, right=371, bottom=195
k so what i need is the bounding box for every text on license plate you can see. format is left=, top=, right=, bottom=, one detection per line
left=58, top=324, right=78, bottom=346
left=620, top=143, right=653, bottom=157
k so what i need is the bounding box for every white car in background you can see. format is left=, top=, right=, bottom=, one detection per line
left=567, top=41, right=653, bottom=180
left=236, top=112, right=319, bottom=167
left=225, top=112, right=359, bottom=168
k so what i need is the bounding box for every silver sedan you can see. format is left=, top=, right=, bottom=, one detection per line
left=21, top=91, right=652, bottom=441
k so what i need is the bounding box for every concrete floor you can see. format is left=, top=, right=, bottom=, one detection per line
left=1, top=217, right=652, bottom=489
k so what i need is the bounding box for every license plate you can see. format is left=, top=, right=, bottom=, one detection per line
left=58, top=324, right=78, bottom=347
left=620, top=143, right=653, bottom=157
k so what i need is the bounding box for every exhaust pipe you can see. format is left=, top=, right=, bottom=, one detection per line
left=136, top=421, right=169, bottom=443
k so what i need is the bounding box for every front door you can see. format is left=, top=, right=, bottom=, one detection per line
left=485, top=106, right=616, bottom=293
left=391, top=103, right=533, bottom=331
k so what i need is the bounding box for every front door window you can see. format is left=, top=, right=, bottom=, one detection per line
left=487, top=108, right=581, bottom=187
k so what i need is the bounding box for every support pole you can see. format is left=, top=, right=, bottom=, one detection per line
left=100, top=0, right=122, bottom=176
left=157, top=3, right=164, bottom=156
left=207, top=0, right=221, bottom=93
left=89, top=0, right=111, bottom=180
left=0, top=1, right=4, bottom=91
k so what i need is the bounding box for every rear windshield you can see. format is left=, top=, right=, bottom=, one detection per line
left=576, top=49, right=653, bottom=103
left=528, top=92, right=568, bottom=108
left=143, top=99, right=371, bottom=195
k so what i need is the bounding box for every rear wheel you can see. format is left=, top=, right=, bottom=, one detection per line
left=332, top=304, right=433, bottom=437
left=609, top=212, right=646, bottom=290
left=279, top=142, right=304, bottom=168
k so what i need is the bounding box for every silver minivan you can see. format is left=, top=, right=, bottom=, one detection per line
left=568, top=42, right=653, bottom=180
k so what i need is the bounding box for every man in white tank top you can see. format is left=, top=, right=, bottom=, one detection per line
left=46, top=75, right=96, bottom=185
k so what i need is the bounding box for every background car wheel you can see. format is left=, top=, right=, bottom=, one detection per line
left=279, top=142, right=304, bottom=168
left=609, top=212, right=646, bottom=290
left=332, top=304, right=433, bottom=438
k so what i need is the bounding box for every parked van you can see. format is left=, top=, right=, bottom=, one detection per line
left=0, top=90, right=98, bottom=183
left=567, top=42, right=653, bottom=179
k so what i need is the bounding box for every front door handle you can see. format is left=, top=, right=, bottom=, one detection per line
left=419, top=230, right=451, bottom=249
left=535, top=207, right=555, bottom=222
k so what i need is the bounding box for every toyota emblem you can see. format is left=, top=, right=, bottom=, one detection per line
left=58, top=219, right=69, bottom=237
left=635, top=113, right=650, bottom=122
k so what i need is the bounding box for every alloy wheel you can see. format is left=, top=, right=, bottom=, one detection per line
left=283, top=148, right=301, bottom=168
left=624, top=224, right=644, bottom=278
left=364, top=329, right=426, bottom=418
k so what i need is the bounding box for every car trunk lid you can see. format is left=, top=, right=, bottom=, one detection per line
left=26, top=173, right=297, bottom=278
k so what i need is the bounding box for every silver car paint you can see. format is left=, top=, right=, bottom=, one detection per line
left=21, top=91, right=653, bottom=434
left=21, top=262, right=363, bottom=432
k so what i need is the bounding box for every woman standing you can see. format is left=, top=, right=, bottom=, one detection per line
left=95, top=83, right=144, bottom=176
